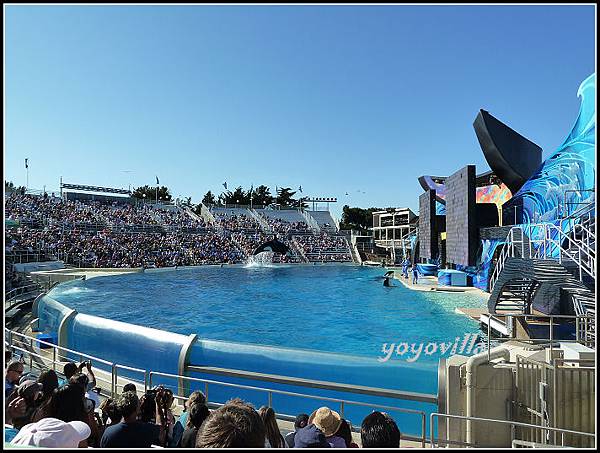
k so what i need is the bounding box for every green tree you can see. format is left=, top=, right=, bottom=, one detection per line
left=339, top=205, right=381, bottom=233
left=202, top=190, right=216, bottom=206
left=228, top=186, right=250, bottom=205
left=251, top=185, right=274, bottom=206
left=276, top=187, right=297, bottom=207
left=132, top=185, right=172, bottom=202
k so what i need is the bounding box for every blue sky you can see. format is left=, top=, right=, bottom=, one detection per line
left=4, top=5, right=596, bottom=217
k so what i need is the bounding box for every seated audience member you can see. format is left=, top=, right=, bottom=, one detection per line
left=100, top=390, right=166, bottom=448
left=61, top=362, right=78, bottom=385
left=6, top=380, right=44, bottom=429
left=309, top=406, right=346, bottom=448
left=335, top=419, right=359, bottom=448
left=47, top=383, right=101, bottom=447
left=196, top=398, right=265, bottom=448
left=61, top=361, right=96, bottom=390
left=5, top=359, right=24, bottom=398
left=179, top=399, right=210, bottom=447
left=37, top=370, right=59, bottom=403
left=122, top=383, right=137, bottom=395
left=360, top=411, right=401, bottom=448
left=293, top=424, right=331, bottom=448
left=259, top=406, right=286, bottom=448
left=69, top=372, right=100, bottom=411
left=285, top=413, right=309, bottom=448
left=5, top=396, right=27, bottom=442
left=99, top=397, right=122, bottom=427
left=10, top=417, right=91, bottom=448
left=179, top=390, right=207, bottom=430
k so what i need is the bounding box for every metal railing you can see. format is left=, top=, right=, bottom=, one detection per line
left=481, top=313, right=596, bottom=356
left=489, top=220, right=596, bottom=292
left=5, top=284, right=42, bottom=311
left=430, top=413, right=595, bottom=448
left=149, top=370, right=429, bottom=447
left=5, top=328, right=435, bottom=446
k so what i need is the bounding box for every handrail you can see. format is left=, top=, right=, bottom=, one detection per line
left=6, top=327, right=435, bottom=443
left=150, top=370, right=429, bottom=447
left=429, top=413, right=595, bottom=448
left=187, top=365, right=437, bottom=404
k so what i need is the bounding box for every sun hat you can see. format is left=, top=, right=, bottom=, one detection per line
left=10, top=417, right=91, bottom=448
left=293, top=424, right=331, bottom=448
left=308, top=407, right=343, bottom=437
left=16, top=380, right=44, bottom=401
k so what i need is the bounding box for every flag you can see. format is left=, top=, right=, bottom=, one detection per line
left=156, top=176, right=159, bottom=185
left=223, top=182, right=228, bottom=190
left=298, top=185, right=303, bottom=193
left=25, top=158, right=28, bottom=169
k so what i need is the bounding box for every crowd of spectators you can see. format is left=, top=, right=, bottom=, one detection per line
left=294, top=233, right=352, bottom=262
left=214, top=211, right=261, bottom=231
left=6, top=356, right=403, bottom=448
left=7, top=226, right=244, bottom=268
left=5, top=193, right=352, bottom=267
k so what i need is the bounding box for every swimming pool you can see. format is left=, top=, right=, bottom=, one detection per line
left=38, top=264, right=488, bottom=436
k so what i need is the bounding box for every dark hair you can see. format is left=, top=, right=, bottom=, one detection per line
left=335, top=419, right=353, bottom=447
left=360, top=411, right=401, bottom=448
left=100, top=398, right=122, bottom=425
left=188, top=401, right=210, bottom=429
left=68, top=373, right=89, bottom=390
left=48, top=384, right=86, bottom=423
left=295, top=413, right=309, bottom=430
left=196, top=398, right=266, bottom=448
left=122, top=383, right=137, bottom=394
left=37, top=370, right=59, bottom=400
left=139, top=390, right=157, bottom=422
left=117, top=391, right=139, bottom=420
left=63, top=362, right=78, bottom=380
left=259, top=406, right=284, bottom=448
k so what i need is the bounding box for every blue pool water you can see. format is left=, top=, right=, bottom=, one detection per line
left=44, top=264, right=488, bottom=436
left=49, top=264, right=486, bottom=362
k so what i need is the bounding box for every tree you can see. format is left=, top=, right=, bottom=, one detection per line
left=228, top=186, right=250, bottom=205
left=251, top=185, right=274, bottom=206
left=5, top=180, right=26, bottom=195
left=276, top=187, right=297, bottom=207
left=132, top=185, right=172, bottom=202
left=339, top=205, right=382, bottom=233
left=202, top=191, right=216, bottom=206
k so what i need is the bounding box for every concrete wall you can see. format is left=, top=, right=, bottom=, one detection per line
left=419, top=190, right=437, bottom=260
left=446, top=165, right=477, bottom=267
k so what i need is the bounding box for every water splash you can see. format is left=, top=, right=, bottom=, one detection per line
left=245, top=251, right=276, bottom=268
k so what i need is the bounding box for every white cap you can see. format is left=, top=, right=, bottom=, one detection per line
left=11, top=417, right=91, bottom=448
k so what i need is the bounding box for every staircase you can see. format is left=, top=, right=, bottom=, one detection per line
left=488, top=211, right=595, bottom=347
left=249, top=209, right=273, bottom=234
left=300, top=210, right=320, bottom=234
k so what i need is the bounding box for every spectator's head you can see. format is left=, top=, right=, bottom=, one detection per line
left=138, top=390, right=157, bottom=423
left=48, top=384, right=86, bottom=423
left=63, top=362, right=78, bottom=380
left=293, top=424, right=330, bottom=448
left=360, top=411, right=401, bottom=448
left=10, top=417, right=91, bottom=448
left=334, top=419, right=354, bottom=448
left=6, top=359, right=24, bottom=385
left=68, top=372, right=89, bottom=391
left=117, top=391, right=140, bottom=422
left=16, top=380, right=44, bottom=406
left=188, top=400, right=210, bottom=429
left=99, top=398, right=122, bottom=426
left=308, top=407, right=342, bottom=438
left=294, top=413, right=309, bottom=431
left=259, top=406, right=284, bottom=448
left=122, top=383, right=137, bottom=395
left=37, top=370, right=59, bottom=400
left=186, top=390, right=207, bottom=410
left=196, top=398, right=265, bottom=448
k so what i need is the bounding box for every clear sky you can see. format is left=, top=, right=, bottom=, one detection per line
left=4, top=4, right=596, bottom=217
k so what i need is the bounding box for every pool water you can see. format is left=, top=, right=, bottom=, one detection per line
left=49, top=264, right=487, bottom=364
